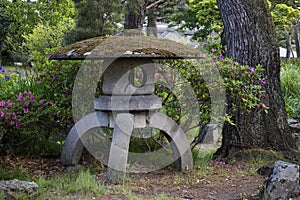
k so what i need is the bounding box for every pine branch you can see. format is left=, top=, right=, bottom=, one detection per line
left=146, top=0, right=166, bottom=10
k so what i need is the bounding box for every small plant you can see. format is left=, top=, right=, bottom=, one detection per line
left=35, top=169, right=107, bottom=198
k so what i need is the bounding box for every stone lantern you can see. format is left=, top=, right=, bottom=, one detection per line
left=50, top=31, right=205, bottom=183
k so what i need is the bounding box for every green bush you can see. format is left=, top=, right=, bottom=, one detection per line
left=0, top=55, right=80, bottom=155
left=281, top=59, right=300, bottom=119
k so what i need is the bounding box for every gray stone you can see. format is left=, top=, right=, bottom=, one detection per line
left=0, top=179, right=38, bottom=197
left=94, top=95, right=162, bottom=111
left=288, top=118, right=300, bottom=132
left=202, top=124, right=218, bottom=145
left=60, top=111, right=109, bottom=165
left=106, top=113, right=134, bottom=183
left=261, top=160, right=299, bottom=200
left=148, top=112, right=193, bottom=171
left=288, top=119, right=299, bottom=124
left=290, top=123, right=300, bottom=132
left=102, top=58, right=155, bottom=95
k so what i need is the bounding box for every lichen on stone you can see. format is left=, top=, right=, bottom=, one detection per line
left=50, top=32, right=205, bottom=60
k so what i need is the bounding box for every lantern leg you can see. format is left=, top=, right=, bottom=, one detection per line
left=60, top=112, right=109, bottom=165
left=148, top=112, right=193, bottom=171
left=106, top=113, right=134, bottom=183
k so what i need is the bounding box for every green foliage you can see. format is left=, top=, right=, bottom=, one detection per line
left=271, top=3, right=300, bottom=30
left=172, top=0, right=222, bottom=40
left=281, top=59, right=300, bottom=119
left=0, top=0, right=11, bottom=48
left=4, top=0, right=76, bottom=61
left=23, top=21, right=75, bottom=58
left=64, top=0, right=123, bottom=45
left=0, top=51, right=80, bottom=155
left=215, top=57, right=267, bottom=116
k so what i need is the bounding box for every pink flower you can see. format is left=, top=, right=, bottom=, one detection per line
left=23, top=108, right=29, bottom=113
left=30, top=95, right=34, bottom=100
left=259, top=79, right=265, bottom=84
left=249, top=67, right=255, bottom=72
left=0, top=101, right=5, bottom=107
left=39, top=99, right=45, bottom=104
left=0, top=110, right=4, bottom=117
left=154, top=72, right=161, bottom=79
left=18, top=93, right=23, bottom=101
left=28, top=91, right=32, bottom=95
left=7, top=99, right=12, bottom=107
left=16, top=122, right=22, bottom=128
left=25, top=101, right=30, bottom=106
left=237, top=164, right=244, bottom=169
left=219, top=54, right=224, bottom=60
left=212, top=48, right=216, bottom=53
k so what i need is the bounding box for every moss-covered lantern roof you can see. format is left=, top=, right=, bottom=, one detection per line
left=50, top=31, right=205, bottom=60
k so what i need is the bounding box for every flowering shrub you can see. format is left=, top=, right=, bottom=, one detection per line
left=0, top=59, right=79, bottom=155
left=0, top=89, right=64, bottom=154
left=0, top=91, right=53, bottom=129
left=212, top=51, right=269, bottom=124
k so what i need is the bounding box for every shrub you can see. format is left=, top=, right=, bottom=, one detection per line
left=0, top=55, right=80, bottom=155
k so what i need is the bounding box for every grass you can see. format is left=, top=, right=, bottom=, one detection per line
left=0, top=148, right=289, bottom=199
left=281, top=59, right=300, bottom=119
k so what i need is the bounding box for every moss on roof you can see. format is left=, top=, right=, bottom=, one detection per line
left=50, top=32, right=205, bottom=60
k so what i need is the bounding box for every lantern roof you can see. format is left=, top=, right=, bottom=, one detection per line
left=49, top=31, right=205, bottom=60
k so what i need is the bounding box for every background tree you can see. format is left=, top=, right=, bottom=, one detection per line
left=271, top=3, right=300, bottom=58
left=0, top=0, right=11, bottom=59
left=172, top=0, right=221, bottom=41
left=215, top=0, right=295, bottom=158
left=4, top=0, right=75, bottom=62
left=64, top=0, right=122, bottom=44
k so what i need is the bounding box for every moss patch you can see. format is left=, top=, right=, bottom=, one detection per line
left=50, top=33, right=205, bottom=60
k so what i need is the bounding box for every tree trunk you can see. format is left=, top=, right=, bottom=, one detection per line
left=215, top=0, right=294, bottom=158
left=147, top=9, right=158, bottom=37
left=124, top=0, right=147, bottom=29
left=294, top=21, right=300, bottom=58
left=286, top=33, right=292, bottom=59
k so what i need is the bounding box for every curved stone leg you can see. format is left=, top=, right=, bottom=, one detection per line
left=148, top=112, right=193, bottom=171
left=106, top=113, right=134, bottom=183
left=61, top=112, right=109, bottom=165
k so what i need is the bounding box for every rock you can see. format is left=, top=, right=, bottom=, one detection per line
left=0, top=179, right=38, bottom=198
left=290, top=123, right=300, bottom=132
left=288, top=118, right=300, bottom=132
left=288, top=119, right=299, bottom=124
left=256, top=165, right=274, bottom=177
left=261, top=160, right=299, bottom=200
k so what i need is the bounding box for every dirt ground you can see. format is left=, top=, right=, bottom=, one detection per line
left=96, top=167, right=265, bottom=200
left=0, top=155, right=269, bottom=200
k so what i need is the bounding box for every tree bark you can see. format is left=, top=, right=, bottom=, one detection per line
left=215, top=0, right=295, bottom=158
left=124, top=1, right=147, bottom=29
left=294, top=21, right=300, bottom=58
left=286, top=33, right=292, bottom=59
